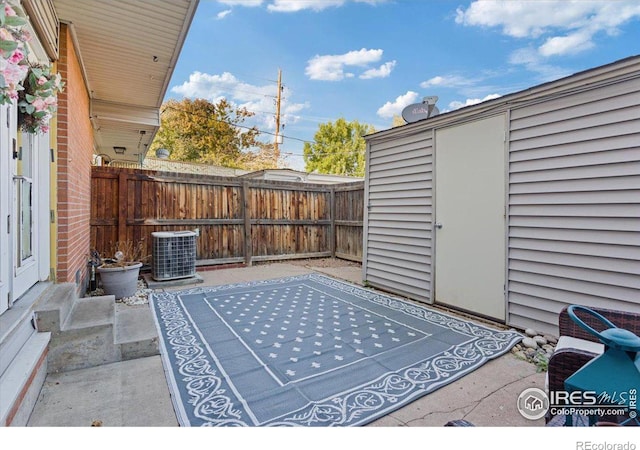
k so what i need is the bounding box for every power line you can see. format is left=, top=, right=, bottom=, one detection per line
left=217, top=69, right=280, bottom=85
left=229, top=85, right=279, bottom=98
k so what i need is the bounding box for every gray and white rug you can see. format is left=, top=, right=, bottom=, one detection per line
left=150, top=274, right=522, bottom=426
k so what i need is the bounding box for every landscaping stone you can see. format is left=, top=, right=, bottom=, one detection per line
left=513, top=350, right=527, bottom=360
left=515, top=330, right=558, bottom=372
left=534, top=335, right=547, bottom=346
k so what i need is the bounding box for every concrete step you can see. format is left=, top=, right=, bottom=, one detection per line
left=47, top=296, right=119, bottom=373
left=0, top=331, right=51, bottom=426
left=32, top=280, right=159, bottom=374
left=34, top=283, right=76, bottom=333
left=40, top=289, right=159, bottom=373
left=0, top=282, right=50, bottom=377
left=63, top=296, right=115, bottom=331
left=0, top=282, right=53, bottom=427
left=114, top=303, right=159, bottom=360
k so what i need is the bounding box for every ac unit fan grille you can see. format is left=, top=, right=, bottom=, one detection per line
left=152, top=231, right=196, bottom=281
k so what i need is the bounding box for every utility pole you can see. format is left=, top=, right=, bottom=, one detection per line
left=274, top=68, right=282, bottom=155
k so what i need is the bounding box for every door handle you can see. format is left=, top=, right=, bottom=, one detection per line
left=435, top=222, right=443, bottom=229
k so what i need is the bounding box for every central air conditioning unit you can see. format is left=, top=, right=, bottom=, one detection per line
left=152, top=231, right=197, bottom=281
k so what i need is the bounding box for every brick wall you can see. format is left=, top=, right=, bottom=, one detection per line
left=56, top=24, right=93, bottom=288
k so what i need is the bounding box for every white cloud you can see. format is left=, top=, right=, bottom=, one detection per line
left=306, top=48, right=386, bottom=81
left=539, top=30, right=595, bottom=56
left=377, top=91, right=420, bottom=119
left=420, top=74, right=474, bottom=89
left=218, top=0, right=263, bottom=6
left=268, top=0, right=344, bottom=12
left=509, top=47, right=572, bottom=81
left=360, top=61, right=396, bottom=79
left=218, top=0, right=387, bottom=12
left=448, top=94, right=501, bottom=111
left=456, top=0, right=640, bottom=57
left=455, top=1, right=574, bottom=38
left=217, top=9, right=232, bottom=19
left=171, top=71, right=308, bottom=133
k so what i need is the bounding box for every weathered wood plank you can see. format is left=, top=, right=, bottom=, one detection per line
left=117, top=172, right=128, bottom=245
left=242, top=181, right=252, bottom=266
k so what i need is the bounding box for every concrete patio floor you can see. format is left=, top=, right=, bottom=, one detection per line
left=27, top=260, right=546, bottom=427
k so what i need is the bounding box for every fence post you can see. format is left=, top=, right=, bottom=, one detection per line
left=117, top=171, right=128, bottom=245
left=329, top=186, right=336, bottom=258
left=242, top=181, right=253, bottom=266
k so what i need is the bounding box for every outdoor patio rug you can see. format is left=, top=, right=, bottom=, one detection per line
left=149, top=274, right=522, bottom=426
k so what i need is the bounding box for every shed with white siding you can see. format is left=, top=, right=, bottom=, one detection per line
left=363, top=55, right=640, bottom=336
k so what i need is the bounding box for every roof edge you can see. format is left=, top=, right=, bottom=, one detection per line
left=366, top=54, right=640, bottom=142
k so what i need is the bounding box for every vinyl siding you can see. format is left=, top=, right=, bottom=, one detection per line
left=507, top=76, right=640, bottom=335
left=363, top=57, right=640, bottom=336
left=364, top=131, right=433, bottom=302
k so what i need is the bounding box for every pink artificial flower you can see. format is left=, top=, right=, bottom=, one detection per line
left=4, top=4, right=16, bottom=16
left=2, top=61, right=27, bottom=85
left=32, top=97, right=47, bottom=112
left=40, top=125, right=49, bottom=133
left=9, top=49, right=24, bottom=64
left=44, top=95, right=57, bottom=105
left=37, top=76, right=47, bottom=85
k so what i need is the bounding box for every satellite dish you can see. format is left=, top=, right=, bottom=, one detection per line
left=155, top=148, right=170, bottom=159
left=401, top=96, right=440, bottom=123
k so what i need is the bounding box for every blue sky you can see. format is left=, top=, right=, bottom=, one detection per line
left=166, top=0, right=640, bottom=170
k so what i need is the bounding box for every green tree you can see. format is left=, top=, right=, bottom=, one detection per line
left=303, top=118, right=375, bottom=177
left=150, top=98, right=275, bottom=169
left=392, top=114, right=406, bottom=127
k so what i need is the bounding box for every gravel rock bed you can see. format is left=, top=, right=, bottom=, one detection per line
left=88, top=278, right=152, bottom=306
left=511, top=327, right=558, bottom=371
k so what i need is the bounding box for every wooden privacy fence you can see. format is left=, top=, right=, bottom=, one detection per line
left=90, top=167, right=364, bottom=267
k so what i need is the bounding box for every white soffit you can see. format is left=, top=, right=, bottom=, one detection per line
left=52, top=0, right=199, bottom=162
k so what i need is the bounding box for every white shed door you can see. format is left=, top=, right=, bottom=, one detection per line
left=434, top=115, right=506, bottom=321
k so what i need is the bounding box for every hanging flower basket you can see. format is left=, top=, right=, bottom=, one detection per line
left=0, top=0, right=30, bottom=104
left=17, top=64, right=64, bottom=133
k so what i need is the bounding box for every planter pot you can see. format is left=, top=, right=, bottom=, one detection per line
left=97, top=262, right=142, bottom=300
